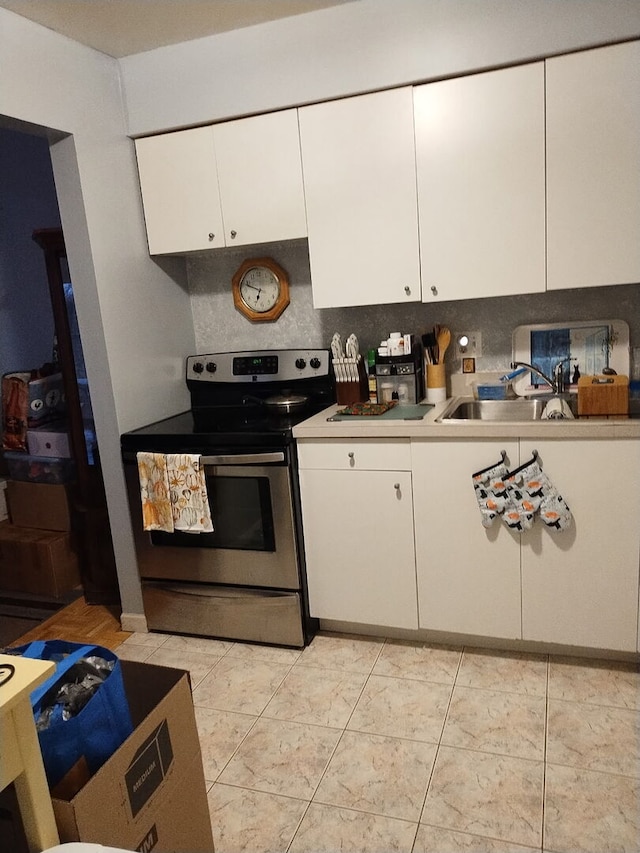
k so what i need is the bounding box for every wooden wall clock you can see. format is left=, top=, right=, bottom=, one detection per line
left=232, top=257, right=290, bottom=322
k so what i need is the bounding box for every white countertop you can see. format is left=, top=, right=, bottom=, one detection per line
left=293, top=398, right=640, bottom=440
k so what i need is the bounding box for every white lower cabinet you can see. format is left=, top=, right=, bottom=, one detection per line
left=298, top=436, right=640, bottom=651
left=520, top=439, right=640, bottom=652
left=297, top=440, right=418, bottom=629
left=412, top=440, right=522, bottom=639
left=412, top=437, right=640, bottom=652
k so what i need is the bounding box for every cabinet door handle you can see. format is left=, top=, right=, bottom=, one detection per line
left=404, top=285, right=411, bottom=295
left=430, top=285, right=438, bottom=296
left=394, top=482, right=401, bottom=490
left=348, top=452, right=355, bottom=459
left=230, top=230, right=237, bottom=239
left=208, top=232, right=215, bottom=241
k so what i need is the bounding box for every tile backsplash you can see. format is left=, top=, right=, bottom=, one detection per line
left=188, top=240, right=640, bottom=375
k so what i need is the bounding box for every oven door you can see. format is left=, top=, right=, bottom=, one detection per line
left=124, top=450, right=300, bottom=589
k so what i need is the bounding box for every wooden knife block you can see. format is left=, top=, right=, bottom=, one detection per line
left=335, top=362, right=369, bottom=405
left=577, top=375, right=629, bottom=418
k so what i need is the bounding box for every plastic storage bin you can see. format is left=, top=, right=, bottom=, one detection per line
left=472, top=381, right=514, bottom=400
left=4, top=451, right=75, bottom=484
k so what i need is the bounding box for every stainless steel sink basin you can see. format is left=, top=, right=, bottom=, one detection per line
left=437, top=397, right=576, bottom=423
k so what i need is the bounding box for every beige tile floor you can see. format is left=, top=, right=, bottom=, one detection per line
left=117, top=631, right=640, bottom=853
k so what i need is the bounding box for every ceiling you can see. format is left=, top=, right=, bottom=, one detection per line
left=0, top=0, right=358, bottom=58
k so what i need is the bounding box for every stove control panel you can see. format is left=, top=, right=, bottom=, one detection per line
left=187, top=349, right=331, bottom=383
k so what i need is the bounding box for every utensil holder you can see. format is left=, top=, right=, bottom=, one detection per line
left=426, top=363, right=447, bottom=403
left=335, top=360, right=369, bottom=405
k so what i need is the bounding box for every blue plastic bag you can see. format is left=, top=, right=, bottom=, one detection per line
left=14, top=639, right=133, bottom=788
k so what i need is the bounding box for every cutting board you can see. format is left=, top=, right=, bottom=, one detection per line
left=577, top=375, right=629, bottom=417
left=329, top=403, right=433, bottom=421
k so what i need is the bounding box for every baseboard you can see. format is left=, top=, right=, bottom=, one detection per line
left=120, top=611, right=148, bottom=633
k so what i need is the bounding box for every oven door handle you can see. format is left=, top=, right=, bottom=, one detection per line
left=201, top=452, right=285, bottom=466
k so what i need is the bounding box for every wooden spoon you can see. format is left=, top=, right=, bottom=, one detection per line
left=436, top=326, right=451, bottom=363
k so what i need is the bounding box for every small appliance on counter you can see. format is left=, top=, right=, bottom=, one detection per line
left=375, top=341, right=424, bottom=404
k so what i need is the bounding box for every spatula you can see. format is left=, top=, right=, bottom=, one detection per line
left=436, top=326, right=451, bottom=363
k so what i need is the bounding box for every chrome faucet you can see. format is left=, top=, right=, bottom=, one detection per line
left=553, top=361, right=566, bottom=394
left=511, top=360, right=569, bottom=395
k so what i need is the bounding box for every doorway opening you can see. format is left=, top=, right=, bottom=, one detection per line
left=0, top=124, right=119, bottom=620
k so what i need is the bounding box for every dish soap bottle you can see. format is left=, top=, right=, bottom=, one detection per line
left=572, top=364, right=580, bottom=385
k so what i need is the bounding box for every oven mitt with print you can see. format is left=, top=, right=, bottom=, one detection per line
left=538, top=492, right=572, bottom=532
left=506, top=457, right=572, bottom=533
left=501, top=471, right=536, bottom=532
left=472, top=458, right=509, bottom=528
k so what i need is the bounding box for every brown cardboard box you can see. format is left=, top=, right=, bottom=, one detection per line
left=6, top=480, right=71, bottom=531
left=0, top=520, right=80, bottom=598
left=52, top=660, right=215, bottom=853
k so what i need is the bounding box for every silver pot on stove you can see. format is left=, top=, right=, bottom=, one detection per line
left=243, top=392, right=309, bottom=414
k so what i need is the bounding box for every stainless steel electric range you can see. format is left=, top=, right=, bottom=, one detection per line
left=120, top=348, right=335, bottom=648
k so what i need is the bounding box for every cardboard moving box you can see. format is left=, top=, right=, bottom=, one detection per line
left=52, top=660, right=215, bottom=853
left=0, top=520, right=79, bottom=598
left=7, top=480, right=71, bottom=531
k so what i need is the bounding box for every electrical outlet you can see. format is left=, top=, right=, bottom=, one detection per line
left=455, top=331, right=482, bottom=359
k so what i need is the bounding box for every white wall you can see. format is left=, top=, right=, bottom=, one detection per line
left=121, top=0, right=640, bottom=136
left=0, top=8, right=197, bottom=623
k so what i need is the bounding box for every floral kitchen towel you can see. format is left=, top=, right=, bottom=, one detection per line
left=166, top=453, right=214, bottom=533
left=137, top=452, right=214, bottom=533
left=137, top=451, right=173, bottom=532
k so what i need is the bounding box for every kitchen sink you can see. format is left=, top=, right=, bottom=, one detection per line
left=437, top=397, right=577, bottom=423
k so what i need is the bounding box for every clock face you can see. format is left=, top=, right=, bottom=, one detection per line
left=232, top=257, right=290, bottom=321
left=240, top=267, right=280, bottom=313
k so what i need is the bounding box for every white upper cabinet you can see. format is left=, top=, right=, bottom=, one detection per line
left=298, top=88, right=421, bottom=308
left=135, top=126, right=224, bottom=254
left=214, top=110, right=307, bottom=247
left=135, top=110, right=307, bottom=255
left=414, top=63, right=546, bottom=302
left=546, top=41, right=640, bottom=290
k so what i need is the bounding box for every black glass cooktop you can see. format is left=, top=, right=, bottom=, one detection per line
left=120, top=402, right=327, bottom=453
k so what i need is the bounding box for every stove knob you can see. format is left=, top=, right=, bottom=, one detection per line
left=205, top=361, right=217, bottom=373
left=192, top=361, right=204, bottom=374
left=310, top=357, right=321, bottom=370
left=295, top=358, right=306, bottom=370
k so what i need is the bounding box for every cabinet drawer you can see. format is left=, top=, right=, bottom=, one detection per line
left=297, top=439, right=411, bottom=471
